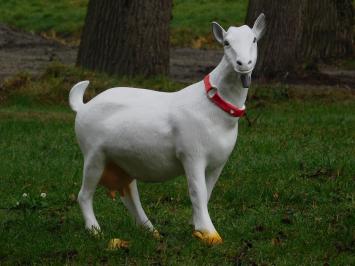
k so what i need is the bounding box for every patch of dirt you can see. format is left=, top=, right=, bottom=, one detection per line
left=0, top=24, right=76, bottom=81
left=0, top=23, right=222, bottom=84
left=170, top=48, right=222, bottom=83
left=0, top=23, right=354, bottom=87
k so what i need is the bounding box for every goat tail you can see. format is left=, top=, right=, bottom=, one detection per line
left=69, top=80, right=89, bottom=112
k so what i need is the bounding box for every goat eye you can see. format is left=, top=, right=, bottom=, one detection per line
left=253, top=37, right=257, bottom=43
left=224, top=40, right=230, bottom=46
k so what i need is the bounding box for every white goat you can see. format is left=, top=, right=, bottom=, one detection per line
left=69, top=14, right=266, bottom=246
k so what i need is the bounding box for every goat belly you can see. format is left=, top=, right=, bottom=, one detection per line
left=105, top=150, right=184, bottom=182
left=101, top=118, right=184, bottom=181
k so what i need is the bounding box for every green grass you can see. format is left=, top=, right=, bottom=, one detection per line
left=171, top=0, right=249, bottom=46
left=0, top=0, right=248, bottom=46
left=0, top=0, right=88, bottom=38
left=172, top=0, right=248, bottom=31
left=1, top=72, right=354, bottom=264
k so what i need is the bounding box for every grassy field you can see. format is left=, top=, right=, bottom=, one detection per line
left=0, top=0, right=248, bottom=46
left=0, top=1, right=354, bottom=264
left=0, top=0, right=88, bottom=39
left=1, top=66, right=354, bottom=264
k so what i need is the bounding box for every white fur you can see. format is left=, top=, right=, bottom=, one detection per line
left=71, top=15, right=266, bottom=237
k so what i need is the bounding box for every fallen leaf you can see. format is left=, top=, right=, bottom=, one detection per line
left=107, top=238, right=129, bottom=250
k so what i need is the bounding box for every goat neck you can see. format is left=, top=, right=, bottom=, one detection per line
left=209, top=56, right=249, bottom=109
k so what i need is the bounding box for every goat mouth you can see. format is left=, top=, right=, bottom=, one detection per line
left=240, top=73, right=251, bottom=88
left=236, top=69, right=252, bottom=74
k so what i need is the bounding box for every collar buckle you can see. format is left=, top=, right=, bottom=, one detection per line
left=203, top=74, right=246, bottom=118
left=207, top=87, right=217, bottom=99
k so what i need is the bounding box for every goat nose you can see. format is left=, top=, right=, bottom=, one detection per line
left=248, top=60, right=252, bottom=65
left=236, top=60, right=243, bottom=66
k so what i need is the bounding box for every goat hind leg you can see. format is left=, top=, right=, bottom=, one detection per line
left=77, top=152, right=104, bottom=233
left=120, top=180, right=159, bottom=238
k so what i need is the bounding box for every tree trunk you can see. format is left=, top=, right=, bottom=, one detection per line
left=77, top=0, right=172, bottom=77
left=246, top=0, right=354, bottom=78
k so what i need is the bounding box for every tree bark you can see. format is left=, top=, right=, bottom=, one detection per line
left=77, top=0, right=172, bottom=77
left=246, top=0, right=354, bottom=78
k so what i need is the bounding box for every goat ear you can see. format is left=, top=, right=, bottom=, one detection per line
left=252, top=13, right=266, bottom=40
left=212, top=22, right=226, bottom=44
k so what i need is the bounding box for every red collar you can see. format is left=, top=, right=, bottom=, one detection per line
left=204, top=74, right=245, bottom=117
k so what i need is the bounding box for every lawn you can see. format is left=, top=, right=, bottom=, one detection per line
left=0, top=0, right=249, bottom=46
left=1, top=68, right=354, bottom=264
left=0, top=1, right=354, bottom=264
left=0, top=0, right=88, bottom=38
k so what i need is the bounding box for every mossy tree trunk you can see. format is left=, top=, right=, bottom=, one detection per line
left=246, top=0, right=354, bottom=78
left=77, top=0, right=172, bottom=77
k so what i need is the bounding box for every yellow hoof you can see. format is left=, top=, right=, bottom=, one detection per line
left=107, top=238, right=129, bottom=250
left=153, top=229, right=162, bottom=240
left=192, top=230, right=223, bottom=245
left=89, top=227, right=103, bottom=239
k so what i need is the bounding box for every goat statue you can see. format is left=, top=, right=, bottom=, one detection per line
left=69, top=14, right=266, bottom=247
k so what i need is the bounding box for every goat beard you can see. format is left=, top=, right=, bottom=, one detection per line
left=240, top=74, right=251, bottom=88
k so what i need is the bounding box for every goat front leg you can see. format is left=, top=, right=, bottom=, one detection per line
left=188, top=165, right=224, bottom=226
left=183, top=159, right=223, bottom=245
left=206, top=165, right=225, bottom=203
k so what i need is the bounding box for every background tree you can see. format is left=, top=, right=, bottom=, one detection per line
left=246, top=0, right=354, bottom=78
left=77, top=0, right=172, bottom=77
